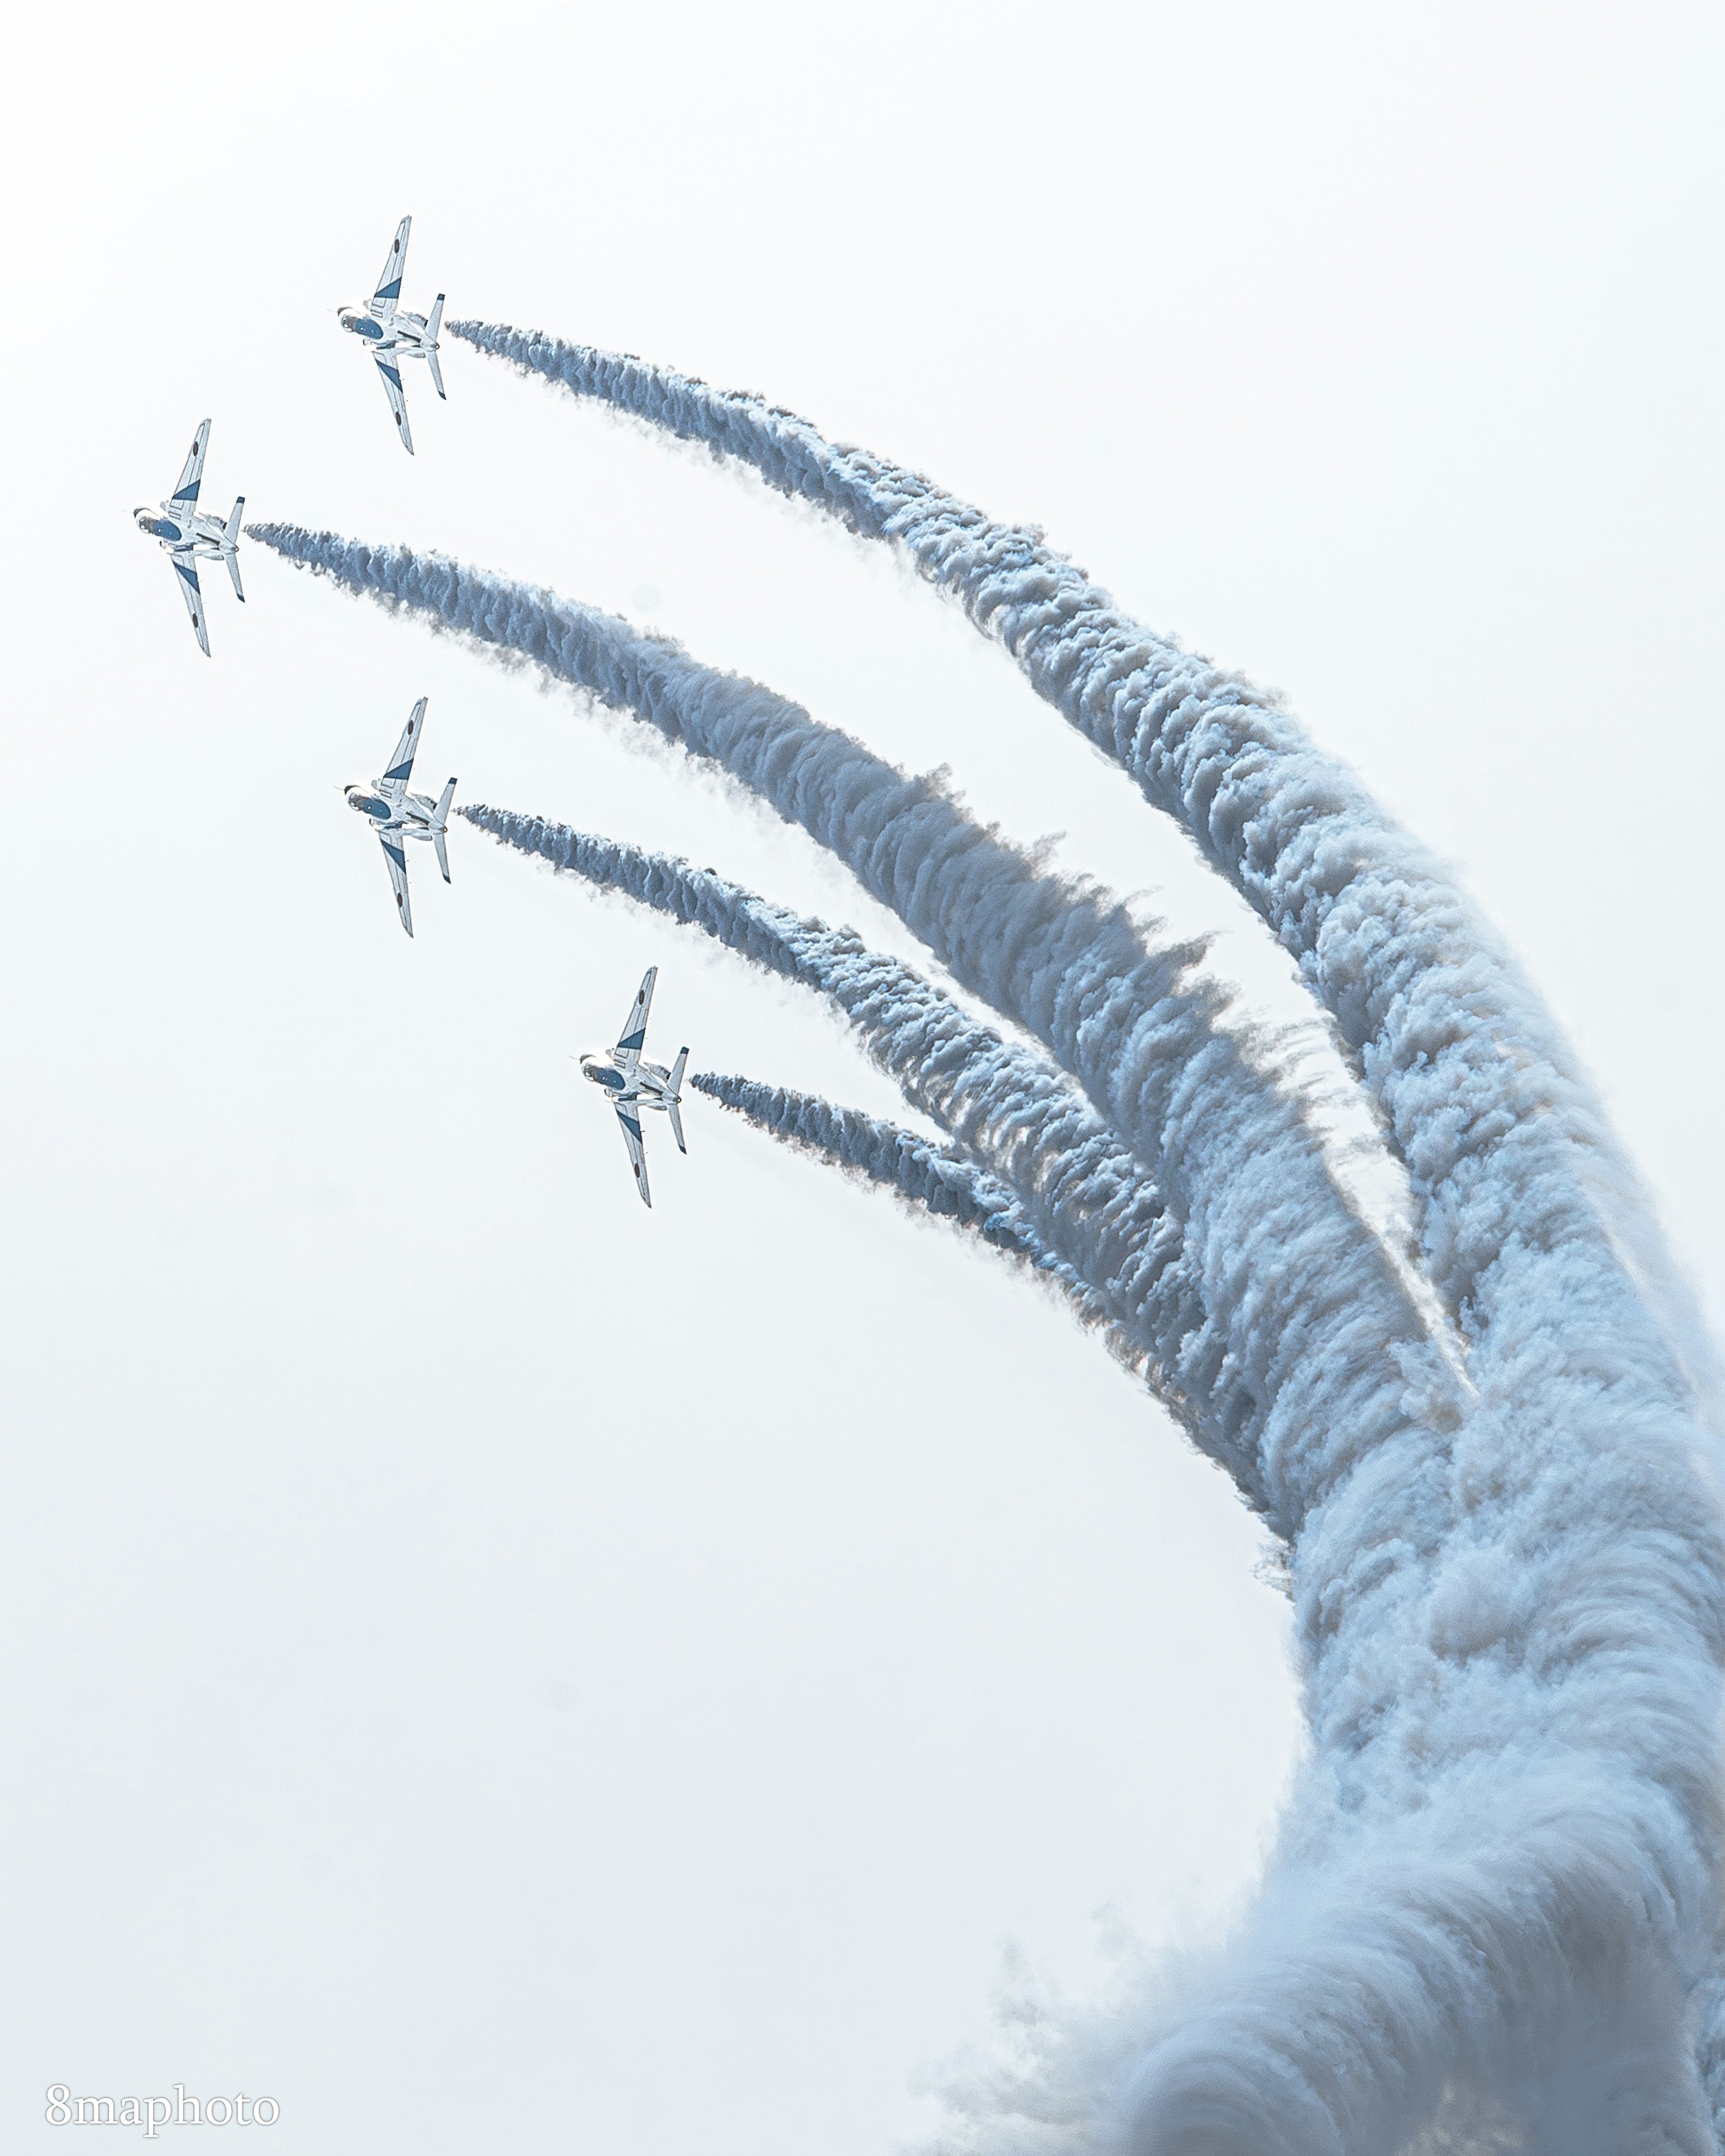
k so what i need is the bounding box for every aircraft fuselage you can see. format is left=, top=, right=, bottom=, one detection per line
left=580, top=1054, right=679, bottom=1113
left=338, top=306, right=438, bottom=360
left=345, top=784, right=447, bottom=839
left=133, top=506, right=234, bottom=556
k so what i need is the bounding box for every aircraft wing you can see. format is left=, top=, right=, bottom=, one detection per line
left=171, top=553, right=210, bottom=657
left=168, top=419, right=211, bottom=520
left=377, top=831, right=413, bottom=937
left=379, top=696, right=428, bottom=799
left=372, top=216, right=410, bottom=317
left=615, top=966, right=656, bottom=1069
left=373, top=355, right=414, bottom=454
left=612, top=1102, right=652, bottom=1207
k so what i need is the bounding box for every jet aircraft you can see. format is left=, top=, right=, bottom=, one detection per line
left=580, top=969, right=690, bottom=1209
left=338, top=216, right=446, bottom=454
left=133, top=419, right=244, bottom=656
left=344, top=697, right=457, bottom=938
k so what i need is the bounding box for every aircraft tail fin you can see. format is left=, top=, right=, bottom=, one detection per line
left=667, top=1047, right=690, bottom=1154
left=433, top=828, right=450, bottom=884
left=224, top=494, right=245, bottom=546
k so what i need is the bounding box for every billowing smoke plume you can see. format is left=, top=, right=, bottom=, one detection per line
left=691, top=1070, right=1135, bottom=1358
left=425, top=332, right=1725, bottom=2143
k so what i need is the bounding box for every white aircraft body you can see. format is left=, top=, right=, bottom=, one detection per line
left=133, top=419, right=244, bottom=656
left=344, top=697, right=457, bottom=938
left=338, top=216, right=445, bottom=454
left=581, top=969, right=690, bottom=1209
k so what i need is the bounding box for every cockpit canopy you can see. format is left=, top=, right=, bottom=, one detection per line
left=135, top=510, right=180, bottom=541
left=346, top=790, right=389, bottom=820
left=338, top=308, right=384, bottom=340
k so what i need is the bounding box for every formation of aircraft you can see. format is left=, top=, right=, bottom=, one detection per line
left=345, top=697, right=457, bottom=939
left=580, top=968, right=690, bottom=1209
left=338, top=216, right=446, bottom=455
left=134, top=219, right=448, bottom=655
left=132, top=421, right=244, bottom=657
left=135, top=222, right=693, bottom=1207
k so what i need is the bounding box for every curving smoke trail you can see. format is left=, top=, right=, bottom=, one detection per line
left=690, top=1070, right=1137, bottom=1361
left=458, top=806, right=1226, bottom=1472
left=434, top=331, right=1725, bottom=2145
left=250, top=520, right=1454, bottom=1551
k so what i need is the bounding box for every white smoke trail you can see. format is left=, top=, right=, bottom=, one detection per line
left=690, top=1070, right=1139, bottom=1358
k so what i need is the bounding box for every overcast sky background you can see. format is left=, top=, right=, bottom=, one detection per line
left=0, top=3, right=1721, bottom=2149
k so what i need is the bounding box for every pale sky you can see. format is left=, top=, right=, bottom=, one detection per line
left=0, top=4, right=1720, bottom=2149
